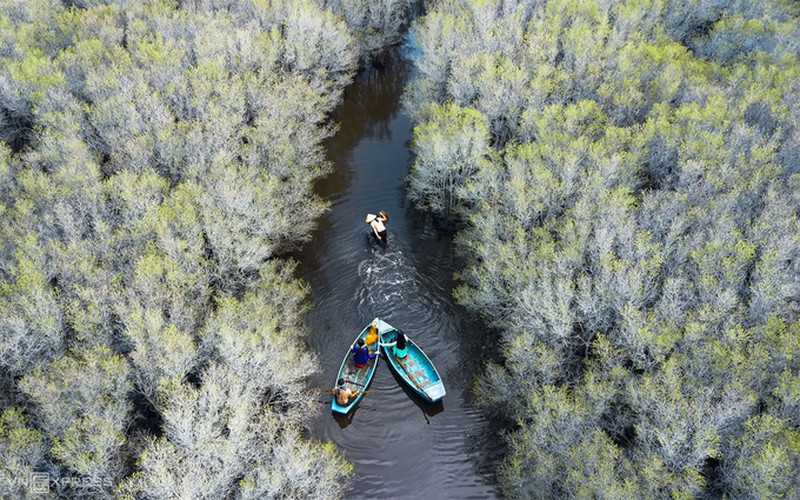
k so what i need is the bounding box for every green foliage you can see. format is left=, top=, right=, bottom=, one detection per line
left=408, top=102, right=491, bottom=217
left=723, top=414, right=800, bottom=498
left=56, top=239, right=118, bottom=346
left=118, top=259, right=349, bottom=497
left=119, top=259, right=341, bottom=495
left=20, top=344, right=131, bottom=492
left=198, top=261, right=317, bottom=416
left=629, top=358, right=722, bottom=474
left=698, top=11, right=800, bottom=67
left=563, top=430, right=636, bottom=499
left=238, top=426, right=353, bottom=499
left=0, top=235, right=64, bottom=375
left=322, top=0, right=413, bottom=56
left=0, top=0, right=393, bottom=493
left=771, top=370, right=800, bottom=426
left=123, top=182, right=210, bottom=333
left=122, top=306, right=197, bottom=405
left=275, top=0, right=357, bottom=97
left=496, top=368, right=629, bottom=497
left=407, top=0, right=800, bottom=496
left=0, top=407, right=48, bottom=498
left=120, top=388, right=350, bottom=499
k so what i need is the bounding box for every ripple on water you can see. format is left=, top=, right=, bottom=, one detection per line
left=355, top=248, right=445, bottom=332
left=297, top=48, right=499, bottom=499
left=303, top=234, right=498, bottom=499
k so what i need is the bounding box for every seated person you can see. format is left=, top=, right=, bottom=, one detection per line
left=332, top=378, right=360, bottom=405
left=352, top=338, right=377, bottom=368
left=382, top=331, right=407, bottom=359
left=365, top=323, right=378, bottom=347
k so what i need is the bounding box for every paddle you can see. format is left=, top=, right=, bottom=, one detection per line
left=396, top=357, right=425, bottom=393
left=344, top=378, right=367, bottom=387
left=380, top=339, right=425, bottom=392
left=311, top=400, right=377, bottom=410
left=308, top=388, right=375, bottom=393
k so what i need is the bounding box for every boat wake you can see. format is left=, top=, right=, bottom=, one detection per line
left=355, top=245, right=446, bottom=338
left=356, top=248, right=413, bottom=308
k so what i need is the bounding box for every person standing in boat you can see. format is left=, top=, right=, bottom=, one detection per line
left=365, top=211, right=388, bottom=247
left=333, top=378, right=360, bottom=405
left=381, top=330, right=407, bottom=359
left=352, top=338, right=378, bottom=368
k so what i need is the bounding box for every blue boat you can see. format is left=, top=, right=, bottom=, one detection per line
left=378, top=320, right=446, bottom=403
left=331, top=319, right=382, bottom=414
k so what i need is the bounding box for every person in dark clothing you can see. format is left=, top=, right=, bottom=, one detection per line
left=382, top=330, right=407, bottom=359
left=352, top=338, right=377, bottom=368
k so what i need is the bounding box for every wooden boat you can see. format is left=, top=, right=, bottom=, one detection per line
left=378, top=320, right=446, bottom=403
left=331, top=319, right=382, bottom=414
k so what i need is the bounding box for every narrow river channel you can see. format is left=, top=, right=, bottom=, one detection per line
left=294, top=47, right=501, bottom=498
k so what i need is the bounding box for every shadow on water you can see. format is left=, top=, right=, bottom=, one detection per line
left=332, top=404, right=379, bottom=429
left=294, top=43, right=500, bottom=498
left=332, top=411, right=355, bottom=429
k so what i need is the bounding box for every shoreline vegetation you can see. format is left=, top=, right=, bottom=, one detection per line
left=0, top=0, right=414, bottom=497
left=3, top=0, right=800, bottom=498
left=405, top=0, right=800, bottom=497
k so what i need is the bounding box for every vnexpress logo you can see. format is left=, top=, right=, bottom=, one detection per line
left=30, top=472, right=50, bottom=494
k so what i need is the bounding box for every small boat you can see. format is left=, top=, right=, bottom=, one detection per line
left=331, top=319, right=382, bottom=414
left=378, top=320, right=446, bottom=403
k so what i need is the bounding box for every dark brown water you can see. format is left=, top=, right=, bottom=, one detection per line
left=295, top=48, right=500, bottom=498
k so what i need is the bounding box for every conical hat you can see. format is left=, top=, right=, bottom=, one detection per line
left=365, top=213, right=377, bottom=223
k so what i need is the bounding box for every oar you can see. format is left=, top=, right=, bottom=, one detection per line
left=308, top=388, right=375, bottom=393
left=344, top=378, right=367, bottom=387
left=381, top=340, right=425, bottom=393
left=397, top=357, right=425, bottom=393
left=380, top=330, right=424, bottom=392
left=310, top=400, right=377, bottom=410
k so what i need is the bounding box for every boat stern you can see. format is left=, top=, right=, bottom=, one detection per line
left=423, top=380, right=446, bottom=402
left=331, top=401, right=349, bottom=414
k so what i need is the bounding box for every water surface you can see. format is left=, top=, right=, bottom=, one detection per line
left=295, top=49, right=499, bottom=499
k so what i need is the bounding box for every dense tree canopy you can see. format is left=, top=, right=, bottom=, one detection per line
left=0, top=0, right=412, bottom=497
left=6, top=0, right=799, bottom=496
left=406, top=0, right=800, bottom=497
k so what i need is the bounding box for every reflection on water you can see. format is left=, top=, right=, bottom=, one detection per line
left=295, top=45, right=499, bottom=499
